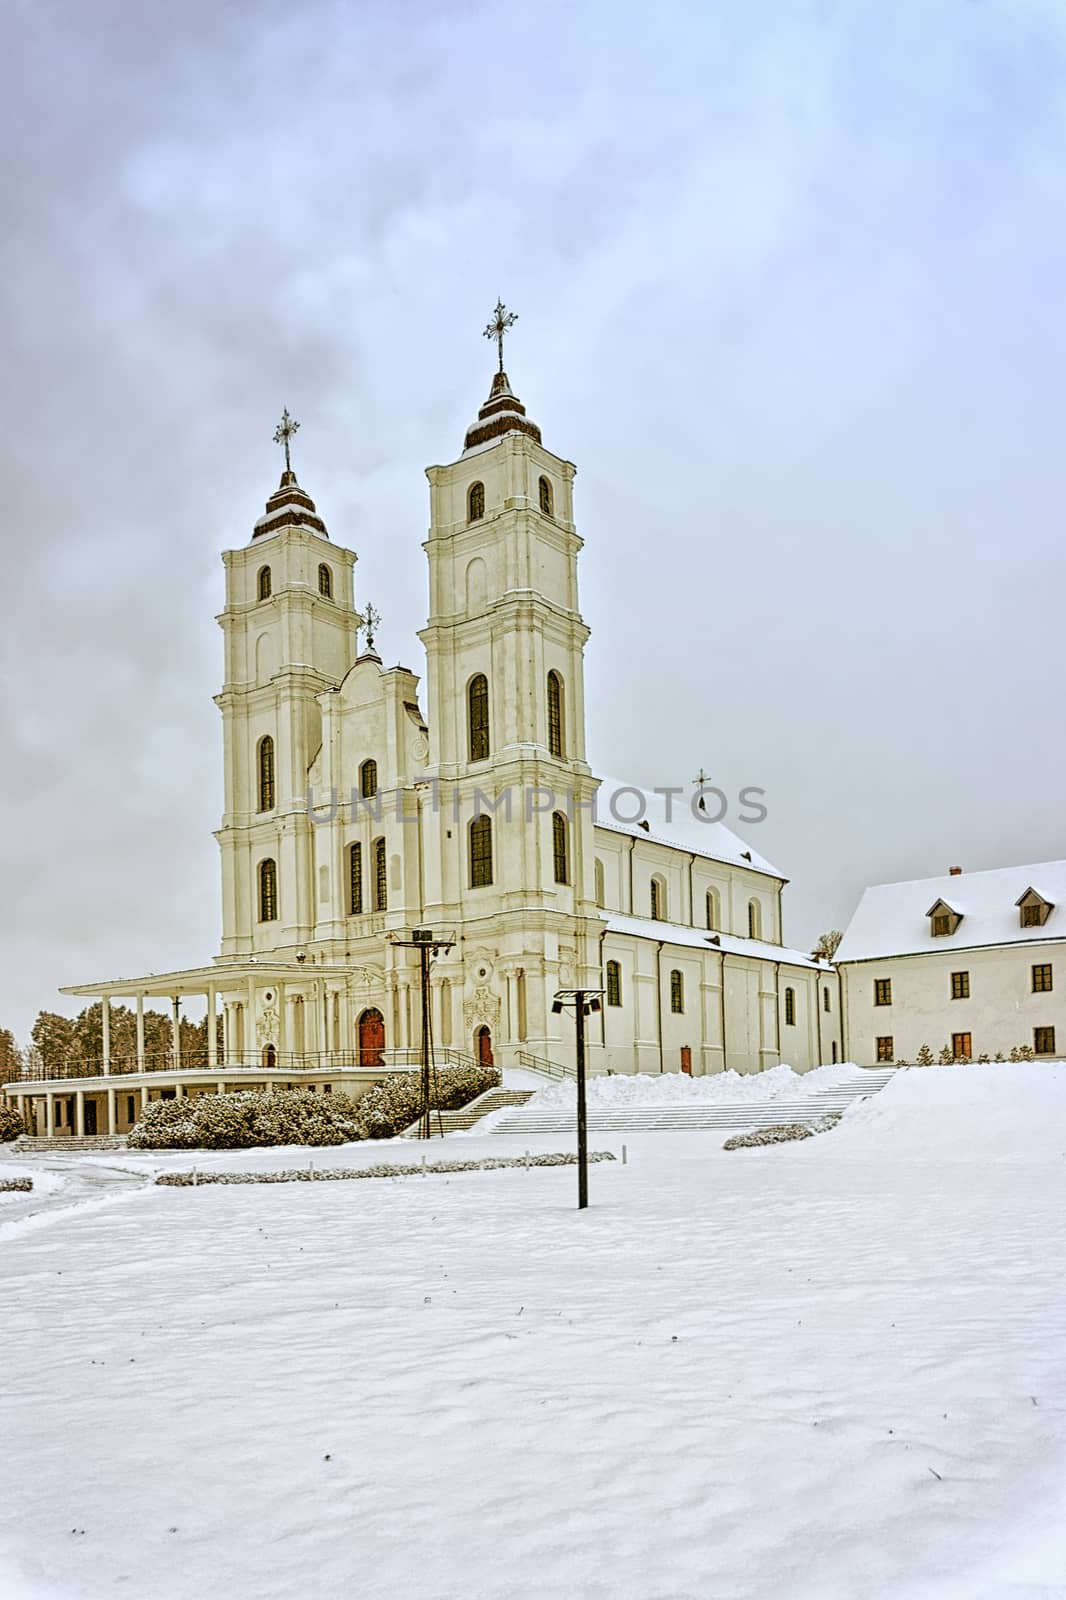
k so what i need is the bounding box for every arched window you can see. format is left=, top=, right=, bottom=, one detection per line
left=468, top=481, right=485, bottom=521
left=360, top=759, right=378, bottom=799
left=348, top=842, right=362, bottom=915
left=670, top=969, right=684, bottom=1014
left=469, top=814, right=493, bottom=887
left=748, top=898, right=762, bottom=939
left=606, top=959, right=622, bottom=1007
left=538, top=475, right=553, bottom=515
left=706, top=888, right=720, bottom=930
left=258, top=858, right=278, bottom=923
left=373, top=837, right=387, bottom=911
left=257, top=566, right=272, bottom=601
left=552, top=811, right=569, bottom=885
left=257, top=735, right=275, bottom=812
left=651, top=875, right=666, bottom=921
left=784, top=987, right=796, bottom=1027
left=547, top=670, right=565, bottom=758
left=318, top=563, right=333, bottom=599
left=468, top=674, right=489, bottom=762
left=594, top=858, right=605, bottom=908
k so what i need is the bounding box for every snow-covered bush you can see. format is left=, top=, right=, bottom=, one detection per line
left=915, top=1045, right=934, bottom=1066
left=355, top=1062, right=500, bottom=1140
left=724, top=1115, right=839, bottom=1150
left=129, top=1088, right=364, bottom=1150
left=0, top=1103, right=27, bottom=1142
left=0, top=1176, right=32, bottom=1192
left=938, top=1046, right=954, bottom=1064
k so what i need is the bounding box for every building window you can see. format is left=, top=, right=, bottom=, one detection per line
left=606, top=960, right=622, bottom=1007
left=784, top=987, right=795, bottom=1026
left=258, top=858, right=278, bottom=922
left=952, top=1032, right=972, bottom=1060
left=670, top=969, right=684, bottom=1013
left=257, top=735, right=275, bottom=812
left=594, top=858, right=605, bottom=907
left=547, top=670, right=565, bottom=758
left=348, top=842, right=362, bottom=915
left=318, top=563, right=333, bottom=599
left=748, top=899, right=762, bottom=939
left=552, top=812, right=569, bottom=885
left=1032, top=963, right=1053, bottom=993
left=360, top=759, right=378, bottom=799
left=951, top=971, right=970, bottom=1000
left=651, top=876, right=666, bottom=921
left=538, top=475, right=553, bottom=515
left=823, top=986, right=831, bottom=1013
left=1034, top=1026, right=1056, bottom=1056
left=874, top=978, right=892, bottom=1006
left=468, top=674, right=490, bottom=762
left=373, top=837, right=387, bottom=911
left=257, top=566, right=272, bottom=601
left=469, top=814, right=493, bottom=887
left=876, top=1036, right=894, bottom=1063
left=932, top=913, right=952, bottom=937
left=706, top=889, right=719, bottom=930
left=468, top=481, right=485, bottom=521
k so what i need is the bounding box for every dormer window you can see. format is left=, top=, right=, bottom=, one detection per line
left=927, top=898, right=962, bottom=937
left=1016, top=888, right=1054, bottom=929
left=468, top=481, right=485, bottom=521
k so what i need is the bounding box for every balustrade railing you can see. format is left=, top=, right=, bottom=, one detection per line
left=14, top=1049, right=420, bottom=1083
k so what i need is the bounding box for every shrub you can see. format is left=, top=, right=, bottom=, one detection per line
left=938, top=1046, right=954, bottom=1065
left=354, top=1062, right=500, bottom=1140
left=915, top=1045, right=934, bottom=1066
left=0, top=1102, right=26, bottom=1143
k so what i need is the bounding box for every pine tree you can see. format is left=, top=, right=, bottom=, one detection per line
left=915, top=1044, right=934, bottom=1066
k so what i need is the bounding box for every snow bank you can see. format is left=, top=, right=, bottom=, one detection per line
left=519, top=1061, right=863, bottom=1109
left=0, top=1165, right=64, bottom=1202
left=830, top=1062, right=1066, bottom=1162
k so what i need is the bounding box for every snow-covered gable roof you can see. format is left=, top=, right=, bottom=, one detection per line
left=593, top=777, right=784, bottom=882
left=836, top=860, right=1066, bottom=963
left=605, top=913, right=829, bottom=972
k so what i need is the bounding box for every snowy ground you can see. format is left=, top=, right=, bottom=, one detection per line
left=2, top=1064, right=1065, bottom=1600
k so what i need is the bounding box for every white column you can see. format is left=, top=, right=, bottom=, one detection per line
left=107, top=1086, right=117, bottom=1136
left=318, top=981, right=328, bottom=1056
left=207, top=987, right=218, bottom=1068
left=175, top=1082, right=186, bottom=1098
left=217, top=1079, right=226, bottom=1095
left=246, top=975, right=257, bottom=1064
left=277, top=982, right=287, bottom=1062
left=75, top=1089, right=85, bottom=1137
left=101, top=996, right=111, bottom=1077
left=17, top=1094, right=28, bottom=1129
left=171, top=998, right=181, bottom=1071
left=136, top=994, right=146, bottom=1073
left=45, top=1094, right=54, bottom=1138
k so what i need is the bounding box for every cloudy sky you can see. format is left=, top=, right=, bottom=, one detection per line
left=2, top=0, right=1064, bottom=1042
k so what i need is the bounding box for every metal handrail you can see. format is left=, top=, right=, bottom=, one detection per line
left=12, top=1046, right=487, bottom=1084
left=516, top=1049, right=574, bottom=1081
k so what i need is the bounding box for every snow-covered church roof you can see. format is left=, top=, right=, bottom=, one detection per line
left=593, top=777, right=784, bottom=882
left=836, top=860, right=1066, bottom=963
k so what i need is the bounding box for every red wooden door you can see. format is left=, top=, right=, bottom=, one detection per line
left=359, top=1008, right=386, bottom=1067
left=476, top=1026, right=494, bottom=1068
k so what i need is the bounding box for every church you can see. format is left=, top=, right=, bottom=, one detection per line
left=5, top=307, right=840, bottom=1139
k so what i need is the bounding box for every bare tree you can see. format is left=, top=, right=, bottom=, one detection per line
left=811, top=929, right=843, bottom=961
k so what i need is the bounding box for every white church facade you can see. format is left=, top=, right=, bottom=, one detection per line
left=5, top=322, right=840, bottom=1137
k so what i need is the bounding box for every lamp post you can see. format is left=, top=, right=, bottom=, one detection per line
left=551, top=989, right=604, bottom=1209
left=391, top=929, right=455, bottom=1138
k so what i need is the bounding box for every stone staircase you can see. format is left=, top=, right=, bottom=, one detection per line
left=486, top=1068, right=900, bottom=1135
left=10, top=1134, right=129, bottom=1154
left=401, top=1088, right=534, bottom=1137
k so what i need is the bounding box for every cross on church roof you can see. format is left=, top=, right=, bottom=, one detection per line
left=273, top=408, right=300, bottom=473
left=361, top=602, right=381, bottom=653
left=693, top=767, right=711, bottom=813
left=483, top=298, right=517, bottom=373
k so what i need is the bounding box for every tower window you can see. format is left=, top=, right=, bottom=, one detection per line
left=552, top=812, right=569, bottom=885
left=468, top=481, right=485, bottom=521
left=538, top=475, right=553, bottom=516
left=318, top=563, right=333, bottom=599
left=670, top=969, right=684, bottom=1014
left=606, top=960, right=622, bottom=1007
left=258, top=858, right=278, bottom=923
left=651, top=876, right=666, bottom=921
left=257, top=735, right=275, bottom=812
left=748, top=899, right=762, bottom=939
left=257, top=566, right=272, bottom=601
left=468, top=674, right=490, bottom=762
left=469, top=814, right=493, bottom=888
left=360, top=759, right=378, bottom=799
left=784, top=987, right=795, bottom=1026
left=547, top=671, right=565, bottom=758
left=348, top=842, right=363, bottom=915
left=373, top=837, right=387, bottom=912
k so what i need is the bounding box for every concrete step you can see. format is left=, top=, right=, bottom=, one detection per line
left=400, top=1087, right=534, bottom=1137
left=11, top=1135, right=129, bottom=1153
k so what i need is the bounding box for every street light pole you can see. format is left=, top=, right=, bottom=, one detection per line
left=552, top=987, right=603, bottom=1210
left=391, top=928, right=455, bottom=1139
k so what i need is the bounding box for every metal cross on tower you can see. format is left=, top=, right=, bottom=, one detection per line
left=273, top=408, right=300, bottom=472
left=361, top=603, right=381, bottom=653
left=483, top=298, right=518, bottom=373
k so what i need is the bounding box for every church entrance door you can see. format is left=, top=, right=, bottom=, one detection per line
left=475, top=1025, right=494, bottom=1069
left=263, top=1044, right=277, bottom=1069
left=359, top=1008, right=386, bottom=1067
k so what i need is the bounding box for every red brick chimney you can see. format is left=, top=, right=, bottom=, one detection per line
left=949, top=866, right=962, bottom=876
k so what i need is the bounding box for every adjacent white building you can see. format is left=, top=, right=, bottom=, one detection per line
left=836, top=862, right=1066, bottom=1065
